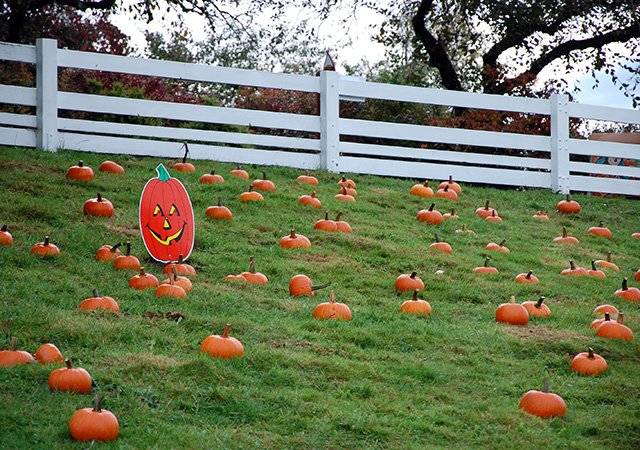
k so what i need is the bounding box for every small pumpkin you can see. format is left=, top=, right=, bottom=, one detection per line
left=400, top=290, right=432, bottom=316
left=435, top=184, right=458, bottom=201
left=68, top=395, right=119, bottom=442
left=98, top=160, right=124, bottom=174
left=230, top=166, right=250, bottom=179
left=128, top=267, right=159, bottom=290
left=429, top=234, right=452, bottom=254
left=496, top=296, right=529, bottom=325
left=297, top=174, right=319, bottom=185
left=475, top=200, right=496, bottom=218
left=485, top=210, right=503, bottom=223
left=473, top=257, right=498, bottom=274
left=395, top=271, right=425, bottom=292
left=417, top=203, right=444, bottom=225
left=34, top=343, right=64, bottom=364
left=239, top=186, right=264, bottom=202
left=596, top=312, right=634, bottom=341
left=335, top=213, right=353, bottom=233
left=521, top=296, right=551, bottom=318
left=79, top=289, right=120, bottom=313
left=314, top=212, right=337, bottom=232
left=48, top=359, right=93, bottom=394
left=442, top=209, right=458, bottom=220
left=240, top=257, right=268, bottom=285
left=206, top=199, right=233, bottom=220
left=437, top=175, right=461, bottom=194
left=614, top=277, right=640, bottom=303
left=251, top=171, right=276, bottom=192
left=587, top=261, right=606, bottom=279
left=409, top=180, right=433, bottom=198
left=201, top=324, right=244, bottom=359
left=561, top=260, right=588, bottom=277
left=312, top=291, right=352, bottom=320
left=95, top=242, right=121, bottom=262
left=515, top=270, right=539, bottom=284
left=155, top=274, right=187, bottom=299
left=587, top=221, right=612, bottom=238
left=199, top=170, right=224, bottom=184
left=556, top=194, right=581, bottom=214
left=594, top=252, right=619, bottom=271
left=224, top=274, right=245, bottom=283
left=337, top=176, right=356, bottom=189
left=553, top=226, right=579, bottom=245
left=299, top=191, right=322, bottom=208
left=83, top=193, right=114, bottom=217
left=486, top=239, right=509, bottom=253
left=0, top=224, right=13, bottom=247
left=0, top=337, right=34, bottom=367
left=289, top=274, right=328, bottom=297
left=593, top=304, right=618, bottom=316
left=280, top=229, right=311, bottom=249
left=570, top=348, right=607, bottom=376
left=162, top=267, right=193, bottom=292
left=533, top=211, right=549, bottom=220
left=31, top=235, right=60, bottom=257
left=163, top=255, right=196, bottom=278
left=66, top=160, right=94, bottom=182
left=173, top=143, right=196, bottom=173
left=113, top=242, right=140, bottom=271
left=519, top=379, right=566, bottom=418
left=335, top=186, right=355, bottom=202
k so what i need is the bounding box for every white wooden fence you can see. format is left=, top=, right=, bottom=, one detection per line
left=1, top=38, right=639, bottom=195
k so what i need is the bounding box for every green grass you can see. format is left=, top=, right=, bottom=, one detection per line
left=0, top=146, right=639, bottom=449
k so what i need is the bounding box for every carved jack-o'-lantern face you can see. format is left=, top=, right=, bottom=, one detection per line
left=139, top=164, right=194, bottom=263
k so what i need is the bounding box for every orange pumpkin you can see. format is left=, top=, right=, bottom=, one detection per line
left=570, top=348, right=607, bottom=376
left=128, top=267, right=159, bottom=290
left=335, top=186, right=355, bottom=202
left=34, top=343, right=64, bottom=364
left=98, top=160, right=124, bottom=174
left=95, top=242, right=122, bottom=262
left=442, top=209, right=458, bottom=220
left=224, top=274, right=245, bottom=283
left=31, top=236, right=60, bottom=257
left=486, top=239, right=509, bottom=253
left=335, top=213, right=353, bottom=233
left=66, top=160, right=94, bottom=182
left=596, top=312, right=634, bottom=341
left=532, top=211, right=549, bottom=220
left=437, top=175, right=461, bottom=194
left=593, top=304, right=618, bottom=316
left=473, top=257, right=498, bottom=275
left=515, top=270, right=539, bottom=284
left=0, top=224, right=13, bottom=247
left=614, top=277, right=640, bottom=303
left=199, top=170, right=224, bottom=184
left=312, top=291, right=352, bottom=320
left=409, top=180, right=433, bottom=198
left=553, top=226, right=579, bottom=245
left=314, top=212, right=337, bottom=232
left=113, top=242, right=140, bottom=271
left=163, top=255, right=196, bottom=278
left=240, top=257, right=268, bottom=285
left=519, top=379, right=566, bottom=418
left=68, top=395, right=119, bottom=442
left=521, top=296, right=551, bottom=318
left=475, top=200, right=496, bottom=218
left=299, top=191, right=322, bottom=208
left=485, top=210, right=502, bottom=223
left=591, top=312, right=612, bottom=330
left=83, top=193, right=114, bottom=217
left=48, top=359, right=93, bottom=394
left=556, top=194, right=581, bottom=214
left=201, top=324, right=244, bottom=359
left=435, top=185, right=458, bottom=201
left=230, top=166, right=249, bottom=179
left=79, top=289, right=120, bottom=313
left=289, top=274, right=329, bottom=297
left=251, top=172, right=276, bottom=192
left=297, top=174, right=319, bottom=185
left=0, top=337, right=34, bottom=367
left=560, top=260, right=588, bottom=277
left=400, top=290, right=432, bottom=316
left=395, top=271, right=424, bottom=292
left=337, top=176, right=356, bottom=189
left=162, top=268, right=193, bottom=293
left=594, top=252, right=620, bottom=271
left=280, top=229, right=311, bottom=249
left=239, top=186, right=264, bottom=202
left=587, top=261, right=606, bottom=279
left=417, top=203, right=444, bottom=225
left=587, top=222, right=612, bottom=238
left=429, top=234, right=452, bottom=254
left=496, top=296, right=529, bottom=325
left=172, top=143, right=196, bottom=173
left=155, top=274, right=187, bottom=299
left=206, top=199, right=233, bottom=220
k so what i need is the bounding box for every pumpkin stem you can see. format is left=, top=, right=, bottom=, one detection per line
left=509, top=295, right=516, bottom=303
left=248, top=257, right=256, bottom=274
left=526, top=271, right=533, bottom=279
left=499, top=239, right=506, bottom=247
left=448, top=175, right=453, bottom=183
left=340, top=176, right=346, bottom=182
left=181, top=142, right=189, bottom=163
left=491, top=210, right=496, bottom=217
left=542, top=378, right=550, bottom=393
left=565, top=194, right=570, bottom=202
left=622, top=277, right=628, bottom=291
left=222, top=324, right=231, bottom=338
left=311, top=191, right=317, bottom=198
left=434, top=234, right=440, bottom=243
left=1, top=224, right=7, bottom=232
left=484, top=200, right=490, bottom=210
left=324, top=211, right=330, bottom=220
left=9, top=336, right=17, bottom=350
left=412, top=290, right=419, bottom=301
left=587, top=348, right=595, bottom=359
left=450, top=209, right=455, bottom=216
left=178, top=255, right=184, bottom=264
left=569, top=260, right=576, bottom=270
left=210, top=170, right=215, bottom=175
left=92, top=288, right=100, bottom=298
left=536, top=296, right=545, bottom=308
left=606, top=252, right=612, bottom=262
left=125, top=242, right=131, bottom=256
left=262, top=171, right=267, bottom=180
left=422, top=180, right=429, bottom=187
left=111, top=242, right=121, bottom=253
left=335, top=212, right=343, bottom=221
left=93, top=394, right=102, bottom=412
left=311, top=282, right=330, bottom=291
left=410, top=271, right=417, bottom=279
left=598, top=221, right=604, bottom=228
left=617, top=312, right=624, bottom=324
left=428, top=203, right=435, bottom=211
left=591, top=260, right=597, bottom=271
left=44, top=236, right=50, bottom=246
left=139, top=267, right=146, bottom=275
left=169, top=271, right=176, bottom=285
left=97, top=193, right=102, bottom=202
left=289, top=229, right=296, bottom=238
left=484, top=257, right=491, bottom=267
left=78, top=160, right=84, bottom=167
left=155, top=164, right=171, bottom=182
left=217, top=198, right=222, bottom=207
left=562, top=226, right=567, bottom=238
left=604, top=312, right=610, bottom=321
left=65, top=358, right=73, bottom=369
left=329, top=291, right=337, bottom=303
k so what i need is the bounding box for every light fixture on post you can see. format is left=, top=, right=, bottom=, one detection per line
left=322, top=50, right=336, bottom=71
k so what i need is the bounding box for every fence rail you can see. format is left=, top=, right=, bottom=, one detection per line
left=0, top=38, right=639, bottom=195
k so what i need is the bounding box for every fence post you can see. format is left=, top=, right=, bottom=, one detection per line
left=36, top=38, right=58, bottom=151
left=550, top=93, right=569, bottom=193
left=320, top=70, right=339, bottom=172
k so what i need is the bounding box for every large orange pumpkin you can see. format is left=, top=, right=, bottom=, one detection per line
left=570, top=348, right=607, bottom=376
left=112, top=242, right=140, bottom=271
left=172, top=143, right=196, bottom=173
left=496, top=296, right=529, bottom=325
left=95, top=242, right=122, bottom=262
left=587, top=222, right=612, bottom=238
left=99, top=160, right=124, bottom=174
left=596, top=313, right=634, bottom=341
left=201, top=324, right=244, bottom=359
left=560, top=260, right=588, bottom=277
left=251, top=172, right=277, bottom=192
left=289, top=274, right=328, bottom=297
left=79, top=289, right=120, bottom=313
left=312, top=291, right=352, bottom=320
left=205, top=199, right=233, bottom=220
left=314, top=212, right=337, bottom=232
left=66, top=161, right=94, bottom=182
left=280, top=229, right=311, bottom=249
left=553, top=226, right=579, bottom=245
left=519, top=379, right=566, bottom=418
left=240, top=257, right=268, bottom=285
left=395, top=271, right=425, bottom=292
left=199, top=170, right=224, bottom=184
left=128, top=267, right=159, bottom=290
left=0, top=337, right=34, bottom=367
left=34, top=343, right=64, bottom=364
left=429, top=234, right=453, bottom=254
left=521, top=296, right=551, bottom=318
left=83, top=193, right=114, bottom=217
left=437, top=175, right=461, bottom=194
left=400, top=290, right=432, bottom=316
left=614, top=278, right=640, bottom=303
left=409, top=180, right=433, bottom=198
left=594, top=252, right=619, bottom=272
left=31, top=236, right=60, bottom=257
left=515, top=271, right=539, bottom=284
left=0, top=224, right=13, bottom=247
left=48, top=359, right=93, bottom=394
left=473, top=257, right=498, bottom=275
left=475, top=200, right=496, bottom=218
left=556, top=194, right=581, bottom=214
left=486, top=239, right=509, bottom=253
left=417, top=203, right=443, bottom=225
left=68, top=395, right=119, bottom=442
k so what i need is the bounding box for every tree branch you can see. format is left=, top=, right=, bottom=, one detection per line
left=52, top=0, right=118, bottom=10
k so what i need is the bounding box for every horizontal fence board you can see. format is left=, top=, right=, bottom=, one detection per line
left=58, top=49, right=320, bottom=93
left=0, top=126, right=36, bottom=147
left=568, top=138, right=640, bottom=160
left=567, top=102, right=640, bottom=125
left=0, top=42, right=36, bottom=63
left=569, top=162, right=640, bottom=178
left=0, top=112, right=36, bottom=128
left=58, top=132, right=320, bottom=169
left=340, top=118, right=551, bottom=152
left=340, top=142, right=550, bottom=169
left=340, top=80, right=551, bottom=115
left=58, top=118, right=320, bottom=151
left=336, top=156, right=551, bottom=188
left=0, top=84, right=36, bottom=106
left=569, top=174, right=640, bottom=196
left=58, top=92, right=321, bottom=133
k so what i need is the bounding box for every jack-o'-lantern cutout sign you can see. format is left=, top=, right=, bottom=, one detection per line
left=139, top=164, right=195, bottom=263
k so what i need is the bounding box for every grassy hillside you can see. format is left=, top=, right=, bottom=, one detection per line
left=0, top=146, right=639, bottom=449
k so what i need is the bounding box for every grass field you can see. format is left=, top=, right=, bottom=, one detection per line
left=0, top=146, right=639, bottom=449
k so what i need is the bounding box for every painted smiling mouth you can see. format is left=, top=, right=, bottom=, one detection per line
left=146, top=222, right=186, bottom=245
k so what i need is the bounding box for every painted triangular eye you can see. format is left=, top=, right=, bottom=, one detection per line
left=153, top=205, right=164, bottom=216
left=169, top=204, right=180, bottom=216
